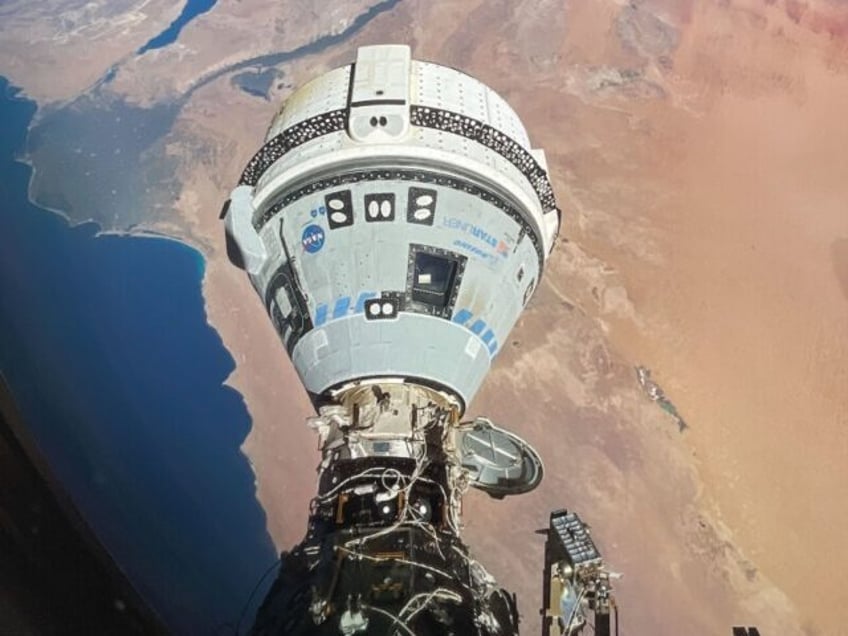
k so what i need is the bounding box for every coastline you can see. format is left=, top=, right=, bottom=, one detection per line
left=190, top=199, right=320, bottom=548
left=7, top=72, right=317, bottom=555
left=20, top=164, right=282, bottom=552
left=0, top=77, right=279, bottom=631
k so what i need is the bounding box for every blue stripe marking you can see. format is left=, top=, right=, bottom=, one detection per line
left=315, top=304, right=328, bottom=326
left=318, top=299, right=501, bottom=357
left=469, top=319, right=486, bottom=335
left=452, top=308, right=473, bottom=324
left=332, top=296, right=351, bottom=319
left=453, top=307, right=499, bottom=358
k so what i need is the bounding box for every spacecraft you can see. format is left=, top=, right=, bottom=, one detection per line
left=224, top=45, right=617, bottom=635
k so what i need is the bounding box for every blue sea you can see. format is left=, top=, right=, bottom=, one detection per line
left=138, top=0, right=219, bottom=54
left=0, top=76, right=276, bottom=634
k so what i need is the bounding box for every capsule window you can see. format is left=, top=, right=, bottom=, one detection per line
left=412, top=252, right=458, bottom=307
left=264, top=267, right=309, bottom=353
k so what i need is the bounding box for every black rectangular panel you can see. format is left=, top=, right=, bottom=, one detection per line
left=325, top=190, right=354, bottom=229
left=406, top=187, right=437, bottom=225
left=364, top=192, right=396, bottom=222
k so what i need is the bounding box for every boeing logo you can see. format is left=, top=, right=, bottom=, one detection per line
left=443, top=217, right=509, bottom=257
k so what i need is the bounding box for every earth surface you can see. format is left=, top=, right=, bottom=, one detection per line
left=2, top=0, right=847, bottom=634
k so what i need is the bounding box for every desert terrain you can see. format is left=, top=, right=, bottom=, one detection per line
left=2, top=0, right=847, bottom=634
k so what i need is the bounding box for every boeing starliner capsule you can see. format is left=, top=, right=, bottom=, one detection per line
left=225, top=45, right=616, bottom=636
left=227, top=43, right=559, bottom=409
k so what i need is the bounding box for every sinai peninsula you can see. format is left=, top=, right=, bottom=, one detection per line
left=0, top=0, right=846, bottom=634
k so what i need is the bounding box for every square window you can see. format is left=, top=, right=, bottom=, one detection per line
left=411, top=252, right=458, bottom=307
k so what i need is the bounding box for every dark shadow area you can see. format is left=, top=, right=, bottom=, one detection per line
left=0, top=77, right=277, bottom=634
left=0, top=373, right=168, bottom=635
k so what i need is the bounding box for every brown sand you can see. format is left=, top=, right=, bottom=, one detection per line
left=0, top=0, right=182, bottom=103
left=150, top=78, right=323, bottom=548
left=546, top=2, right=848, bottom=631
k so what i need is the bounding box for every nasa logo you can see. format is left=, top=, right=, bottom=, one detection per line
left=301, top=224, right=325, bottom=253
